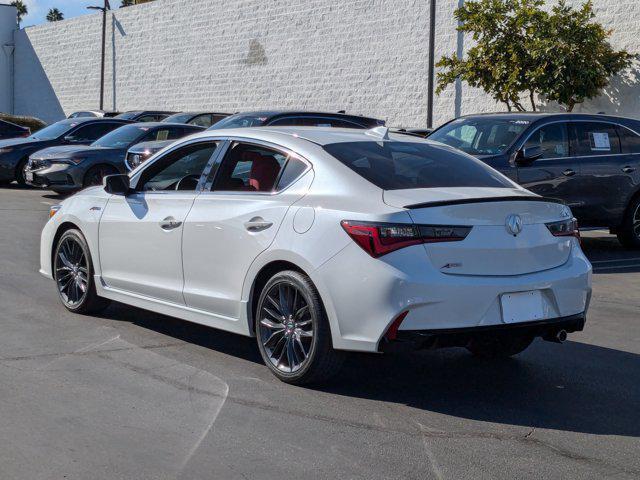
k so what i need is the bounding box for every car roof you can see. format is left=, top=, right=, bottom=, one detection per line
left=230, top=110, right=382, bottom=122
left=453, top=112, right=640, bottom=123
left=58, top=117, right=129, bottom=125
left=128, top=121, right=203, bottom=128
left=190, top=126, right=425, bottom=146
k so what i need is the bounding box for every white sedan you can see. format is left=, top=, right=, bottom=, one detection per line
left=40, top=126, right=592, bottom=384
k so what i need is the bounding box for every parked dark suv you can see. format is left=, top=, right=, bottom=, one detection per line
left=428, top=113, right=640, bottom=248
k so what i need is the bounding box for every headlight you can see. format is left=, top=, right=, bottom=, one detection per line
left=0, top=147, right=14, bottom=154
left=51, top=157, right=86, bottom=165
left=49, top=204, right=62, bottom=219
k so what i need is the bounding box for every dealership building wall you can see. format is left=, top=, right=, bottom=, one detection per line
left=7, top=0, right=640, bottom=127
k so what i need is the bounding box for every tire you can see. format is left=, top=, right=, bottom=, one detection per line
left=15, top=158, right=28, bottom=186
left=617, top=196, right=640, bottom=249
left=466, top=334, right=534, bottom=359
left=255, top=270, right=344, bottom=385
left=53, top=229, right=110, bottom=314
left=83, top=165, right=118, bottom=189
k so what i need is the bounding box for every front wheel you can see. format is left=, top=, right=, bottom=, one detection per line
left=466, top=334, right=534, bottom=359
left=54, top=229, right=110, bottom=314
left=15, top=159, right=29, bottom=186
left=83, top=165, right=118, bottom=188
left=255, top=270, right=344, bottom=385
left=617, top=196, right=640, bottom=249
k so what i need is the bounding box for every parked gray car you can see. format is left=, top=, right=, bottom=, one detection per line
left=25, top=122, right=203, bottom=193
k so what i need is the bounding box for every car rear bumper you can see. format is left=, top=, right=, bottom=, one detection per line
left=380, top=313, right=586, bottom=352
left=313, top=240, right=592, bottom=353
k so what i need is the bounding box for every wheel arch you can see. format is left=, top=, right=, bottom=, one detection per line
left=246, top=260, right=307, bottom=336
left=82, top=163, right=119, bottom=187
left=50, top=221, right=82, bottom=274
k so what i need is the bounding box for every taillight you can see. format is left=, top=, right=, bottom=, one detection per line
left=546, top=218, right=580, bottom=240
left=341, top=220, right=471, bottom=258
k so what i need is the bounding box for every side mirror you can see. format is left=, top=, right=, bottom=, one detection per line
left=104, top=174, right=130, bottom=195
left=64, top=135, right=85, bottom=144
left=516, top=145, right=543, bottom=164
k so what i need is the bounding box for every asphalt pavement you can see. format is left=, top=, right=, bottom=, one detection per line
left=0, top=185, right=638, bottom=480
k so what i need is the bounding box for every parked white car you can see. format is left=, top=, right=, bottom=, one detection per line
left=40, top=127, right=592, bottom=384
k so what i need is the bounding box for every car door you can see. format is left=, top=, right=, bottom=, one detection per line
left=515, top=121, right=584, bottom=209
left=181, top=140, right=312, bottom=319
left=98, top=140, right=220, bottom=303
left=569, top=121, right=634, bottom=227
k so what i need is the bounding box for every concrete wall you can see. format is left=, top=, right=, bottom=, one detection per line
left=11, top=0, right=640, bottom=127
left=0, top=4, right=16, bottom=114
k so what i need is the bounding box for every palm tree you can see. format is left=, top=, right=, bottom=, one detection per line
left=46, top=8, right=64, bottom=22
left=10, top=1, right=27, bottom=28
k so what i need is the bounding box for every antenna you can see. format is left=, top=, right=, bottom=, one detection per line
left=366, top=126, right=390, bottom=140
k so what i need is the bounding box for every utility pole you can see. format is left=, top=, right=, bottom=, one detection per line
left=426, top=0, right=436, bottom=128
left=87, top=0, right=111, bottom=110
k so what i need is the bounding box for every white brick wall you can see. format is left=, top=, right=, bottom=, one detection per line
left=12, top=0, right=640, bottom=127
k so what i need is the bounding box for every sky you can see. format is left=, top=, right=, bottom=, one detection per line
left=21, top=0, right=124, bottom=27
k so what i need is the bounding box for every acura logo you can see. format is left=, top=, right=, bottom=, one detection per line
left=506, top=214, right=523, bottom=236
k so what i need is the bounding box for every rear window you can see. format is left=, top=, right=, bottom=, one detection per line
left=323, top=141, right=513, bottom=190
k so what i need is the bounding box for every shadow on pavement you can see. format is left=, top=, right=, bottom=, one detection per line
left=102, top=302, right=639, bottom=438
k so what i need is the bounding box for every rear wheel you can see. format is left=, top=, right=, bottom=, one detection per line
left=617, top=196, right=640, bottom=249
left=255, top=270, right=344, bottom=385
left=83, top=165, right=118, bottom=188
left=466, top=334, right=534, bottom=359
left=54, top=229, right=110, bottom=314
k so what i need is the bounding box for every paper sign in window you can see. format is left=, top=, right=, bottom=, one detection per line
left=590, top=132, right=611, bottom=151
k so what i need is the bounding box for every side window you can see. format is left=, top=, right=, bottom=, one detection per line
left=190, top=115, right=214, bottom=128
left=137, top=142, right=218, bottom=192
left=136, top=114, right=158, bottom=123
left=276, top=157, right=309, bottom=190
left=574, top=122, right=621, bottom=156
left=617, top=126, right=640, bottom=154
left=141, top=128, right=186, bottom=142
left=523, top=123, right=569, bottom=159
left=213, top=142, right=287, bottom=192
left=68, top=122, right=122, bottom=142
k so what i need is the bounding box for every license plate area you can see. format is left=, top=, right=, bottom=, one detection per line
left=500, top=290, right=545, bottom=323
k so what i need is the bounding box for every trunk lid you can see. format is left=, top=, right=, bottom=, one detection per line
left=384, top=188, right=573, bottom=276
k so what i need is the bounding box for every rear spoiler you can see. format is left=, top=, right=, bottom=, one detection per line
left=404, top=195, right=566, bottom=209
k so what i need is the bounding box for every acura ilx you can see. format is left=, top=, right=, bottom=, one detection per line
left=40, top=127, right=592, bottom=384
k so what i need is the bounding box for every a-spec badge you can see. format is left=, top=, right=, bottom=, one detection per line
left=505, top=214, right=523, bottom=236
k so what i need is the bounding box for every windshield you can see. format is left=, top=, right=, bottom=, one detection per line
left=91, top=125, right=149, bottom=148
left=428, top=118, right=530, bottom=155
left=114, top=112, right=140, bottom=120
left=29, top=122, right=76, bottom=141
left=323, top=141, right=513, bottom=190
left=208, top=114, right=268, bottom=130
left=163, top=113, right=193, bottom=123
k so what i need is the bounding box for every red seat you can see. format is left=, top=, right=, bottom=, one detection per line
left=249, top=155, right=281, bottom=191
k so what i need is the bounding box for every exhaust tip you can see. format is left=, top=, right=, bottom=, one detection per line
left=556, top=329, right=567, bottom=343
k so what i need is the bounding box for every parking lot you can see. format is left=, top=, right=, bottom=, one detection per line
left=0, top=185, right=639, bottom=480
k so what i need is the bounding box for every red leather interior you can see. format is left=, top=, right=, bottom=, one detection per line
left=249, top=155, right=281, bottom=191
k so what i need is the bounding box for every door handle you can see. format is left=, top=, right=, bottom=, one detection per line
left=562, top=169, right=576, bottom=177
left=244, top=217, right=273, bottom=232
left=622, top=166, right=635, bottom=174
left=160, top=216, right=182, bottom=231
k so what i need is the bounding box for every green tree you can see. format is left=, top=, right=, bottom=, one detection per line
left=46, top=8, right=64, bottom=22
left=10, top=0, right=27, bottom=28
left=533, top=1, right=635, bottom=111
left=436, top=0, right=635, bottom=112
